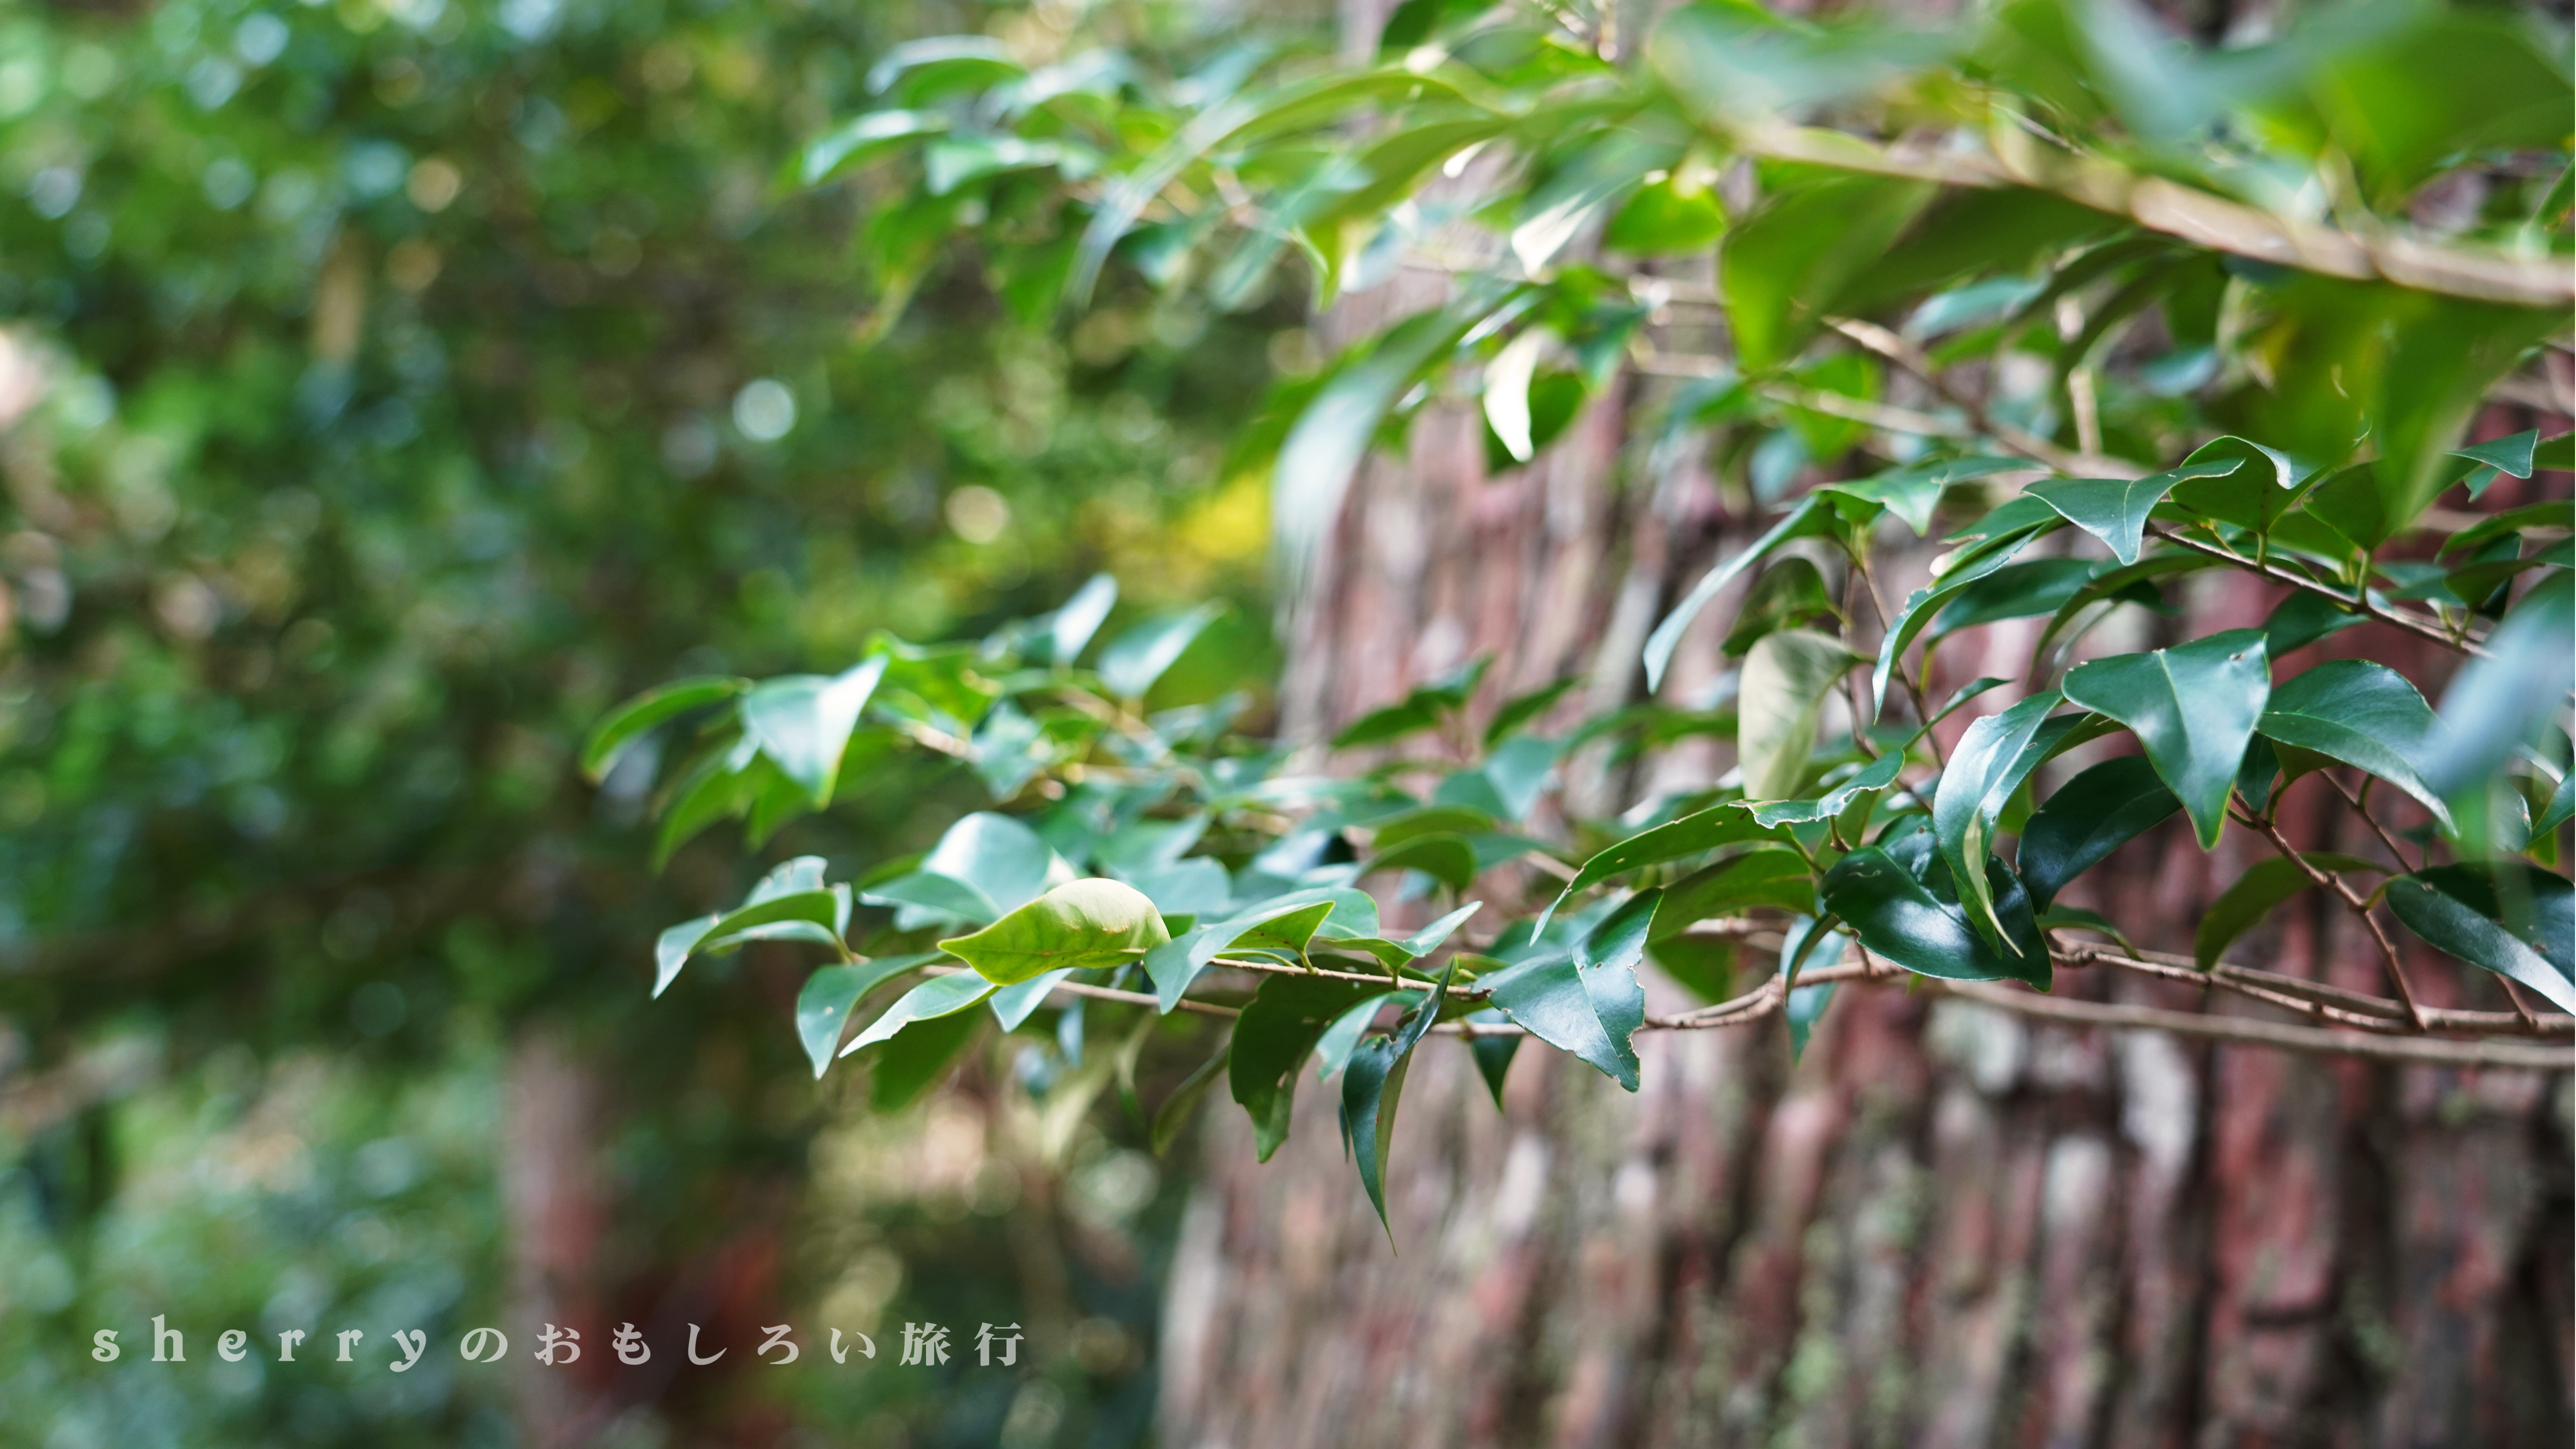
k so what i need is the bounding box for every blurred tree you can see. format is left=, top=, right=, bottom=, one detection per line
left=0, top=0, right=1291, bottom=1443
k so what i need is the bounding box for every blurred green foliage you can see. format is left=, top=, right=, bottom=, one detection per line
left=0, top=0, right=1299, bottom=1442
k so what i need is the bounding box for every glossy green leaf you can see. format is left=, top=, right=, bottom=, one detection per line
left=2018, top=756, right=2180, bottom=909
left=796, top=955, right=939, bottom=1079
left=1542, top=804, right=1781, bottom=928
left=840, top=971, right=999, bottom=1058
left=1740, top=750, right=1905, bottom=828
left=990, top=968, right=1079, bottom=1031
left=2027, top=448, right=2242, bottom=564
left=1821, top=456, right=2023, bottom=537
left=1820, top=844, right=2050, bottom=988
left=1096, top=603, right=1224, bottom=700
left=2162, top=435, right=2306, bottom=534
left=1645, top=493, right=1846, bottom=690
left=940, top=878, right=1172, bottom=984
left=1044, top=573, right=1120, bottom=665
left=1738, top=628, right=1859, bottom=802
left=1464, top=1010, right=1519, bottom=1109
left=1228, top=974, right=1379, bottom=1161
left=2257, top=660, right=2452, bottom=830
left=921, top=811, right=1063, bottom=915
left=1934, top=692, right=2084, bottom=946
left=2260, top=591, right=2365, bottom=657
left=1362, top=832, right=1478, bottom=893
left=1339, top=957, right=1458, bottom=1239
left=1311, top=990, right=1416, bottom=1083
left=2384, top=864, right=2574, bottom=1013
left=2193, top=852, right=2384, bottom=971
left=2061, top=629, right=2271, bottom=848
left=2425, top=575, right=2575, bottom=844
left=1722, top=558, right=1839, bottom=657
left=582, top=676, right=750, bottom=781
left=742, top=657, right=888, bottom=806
left=1485, top=890, right=1656, bottom=1091
left=1870, top=504, right=2062, bottom=715
left=652, top=913, right=720, bottom=999
left=1928, top=557, right=2096, bottom=638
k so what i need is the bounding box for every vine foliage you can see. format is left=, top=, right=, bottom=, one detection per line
left=591, top=0, right=2574, bottom=1234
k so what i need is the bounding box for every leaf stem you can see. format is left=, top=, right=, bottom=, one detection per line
left=2148, top=525, right=2488, bottom=658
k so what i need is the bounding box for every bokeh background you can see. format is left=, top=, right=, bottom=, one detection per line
left=0, top=1, right=1311, bottom=1443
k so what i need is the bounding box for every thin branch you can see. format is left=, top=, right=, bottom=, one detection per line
left=2329, top=773, right=2420, bottom=872
left=1921, top=978, right=2573, bottom=1071
left=1824, top=317, right=2142, bottom=478
left=1732, top=120, right=2575, bottom=308
left=2149, top=526, right=2486, bottom=658
left=2244, top=809, right=2431, bottom=1030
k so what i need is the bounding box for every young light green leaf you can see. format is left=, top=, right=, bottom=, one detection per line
left=583, top=676, right=750, bottom=781
left=1096, top=603, right=1224, bottom=700
left=2257, top=660, right=2452, bottom=830
left=939, top=877, right=1172, bottom=984
left=2384, top=864, right=2573, bottom=1013
left=2193, top=852, right=2385, bottom=970
left=2017, top=755, right=2180, bottom=909
left=2061, top=629, right=2271, bottom=848
left=1738, top=628, right=1859, bottom=802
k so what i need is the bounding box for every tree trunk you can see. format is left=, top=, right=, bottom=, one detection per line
left=1159, top=353, right=2574, bottom=1446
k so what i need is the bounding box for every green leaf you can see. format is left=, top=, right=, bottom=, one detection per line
left=867, top=1006, right=985, bottom=1111
left=921, top=811, right=1063, bottom=915
left=2194, top=852, right=2385, bottom=970
left=1096, top=603, right=1224, bottom=700
left=1934, top=692, right=2083, bottom=947
left=840, top=971, right=999, bottom=1059
left=1044, top=573, right=1119, bottom=666
left=1478, top=734, right=1559, bottom=819
left=1464, top=1010, right=1519, bottom=1109
left=1276, top=295, right=1515, bottom=576
left=1486, top=676, right=1578, bottom=745
left=796, top=955, right=938, bottom=1079
left=1228, top=974, right=1380, bottom=1161
left=697, top=887, right=850, bottom=959
left=939, top=878, right=1172, bottom=984
left=1363, top=833, right=1478, bottom=893
left=1928, top=558, right=2096, bottom=638
left=1740, top=750, right=1905, bottom=828
left=1151, top=1044, right=1230, bottom=1157
left=2257, top=660, right=2452, bottom=830
left=2384, top=864, right=2573, bottom=1013
left=989, top=967, right=1079, bottom=1032
left=1820, top=845, right=2050, bottom=988
left=1484, top=890, right=1656, bottom=1091
left=2018, top=756, right=2180, bottom=909
left=2451, top=427, right=2539, bottom=483
left=1653, top=849, right=1818, bottom=927
left=2061, top=629, right=2271, bottom=848
left=2027, top=455, right=2232, bottom=565
left=1543, top=805, right=1782, bottom=928
left=1646, top=493, right=1845, bottom=691
left=2425, top=575, right=2575, bottom=845
left=1718, top=170, right=1934, bottom=371
left=2260, top=591, right=2366, bottom=657
left=1339, top=957, right=1458, bottom=1240
left=2536, top=771, right=2574, bottom=838
left=583, top=676, right=749, bottom=781
left=1311, top=990, right=1415, bottom=1083
left=1821, top=456, right=2023, bottom=537
left=2162, top=435, right=2307, bottom=535
left=1869, top=505, right=2062, bottom=716
left=1738, top=628, right=1859, bottom=802
left=1722, top=558, right=1839, bottom=657
left=1143, top=893, right=1349, bottom=1011
left=800, top=109, right=952, bottom=186
left=652, top=913, right=720, bottom=999
left=1605, top=174, right=1727, bottom=256
left=742, top=657, right=888, bottom=806
left=2035, top=904, right=2135, bottom=956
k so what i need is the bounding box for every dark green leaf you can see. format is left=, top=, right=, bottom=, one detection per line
left=2260, top=590, right=2366, bottom=657
left=2061, top=629, right=2271, bottom=848
left=1464, top=1010, right=1519, bottom=1109
left=2384, top=864, right=2573, bottom=1013
left=1151, top=1044, right=1230, bottom=1157
left=1933, top=692, right=2083, bottom=944
left=1339, top=957, right=1458, bottom=1239
left=867, top=1007, right=984, bottom=1112
left=1485, top=890, right=1656, bottom=1091
left=1228, top=974, right=1379, bottom=1161
left=1486, top=677, right=1579, bottom=745
left=2425, top=575, right=2575, bottom=845
left=1646, top=493, right=1846, bottom=690
left=1723, top=558, right=1840, bottom=657
left=2257, top=660, right=2452, bottom=830
left=583, top=676, right=750, bottom=781
left=2193, top=852, right=2385, bottom=970
left=1362, top=833, right=1479, bottom=893
left=1543, top=805, right=1782, bottom=927
left=1820, top=847, right=2050, bottom=987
